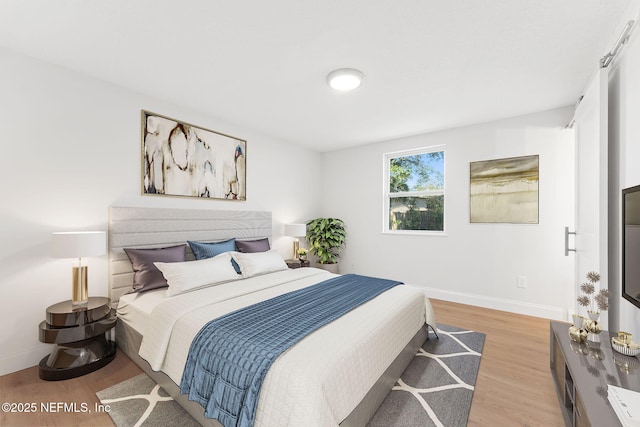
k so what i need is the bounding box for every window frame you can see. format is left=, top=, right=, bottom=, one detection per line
left=382, top=145, right=446, bottom=235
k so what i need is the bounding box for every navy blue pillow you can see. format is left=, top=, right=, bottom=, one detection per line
left=188, top=239, right=240, bottom=273
left=188, top=239, right=236, bottom=259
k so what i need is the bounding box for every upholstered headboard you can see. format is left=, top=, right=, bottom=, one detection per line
left=109, top=206, right=272, bottom=302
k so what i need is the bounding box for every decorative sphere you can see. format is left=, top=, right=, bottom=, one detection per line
left=584, top=319, right=602, bottom=334
left=569, top=326, right=587, bottom=343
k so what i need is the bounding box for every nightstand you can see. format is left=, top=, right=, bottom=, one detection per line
left=38, top=296, right=117, bottom=381
left=286, top=259, right=310, bottom=269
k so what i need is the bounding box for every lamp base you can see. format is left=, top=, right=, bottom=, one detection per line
left=292, top=240, right=300, bottom=260
left=72, top=266, right=88, bottom=306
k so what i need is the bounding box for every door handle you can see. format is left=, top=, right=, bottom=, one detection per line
left=565, top=227, right=576, bottom=256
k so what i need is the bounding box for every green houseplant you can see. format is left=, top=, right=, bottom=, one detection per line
left=306, top=218, right=346, bottom=273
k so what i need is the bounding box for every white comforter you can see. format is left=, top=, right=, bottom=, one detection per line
left=136, top=268, right=434, bottom=426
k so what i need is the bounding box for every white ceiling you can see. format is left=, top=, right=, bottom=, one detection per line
left=0, top=1, right=633, bottom=152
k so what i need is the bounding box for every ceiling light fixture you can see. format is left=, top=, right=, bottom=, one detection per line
left=327, top=68, right=364, bottom=91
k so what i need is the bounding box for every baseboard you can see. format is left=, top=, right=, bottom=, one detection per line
left=420, top=286, right=566, bottom=320
left=0, top=343, right=51, bottom=377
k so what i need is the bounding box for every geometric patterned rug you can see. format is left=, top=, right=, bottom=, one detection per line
left=96, top=374, right=200, bottom=427
left=368, top=324, right=485, bottom=427
left=97, top=324, right=484, bottom=427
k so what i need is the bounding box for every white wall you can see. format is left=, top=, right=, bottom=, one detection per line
left=321, top=108, right=576, bottom=320
left=0, top=47, right=322, bottom=376
left=608, top=2, right=640, bottom=338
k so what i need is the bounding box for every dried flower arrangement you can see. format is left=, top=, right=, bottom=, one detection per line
left=577, top=271, right=609, bottom=313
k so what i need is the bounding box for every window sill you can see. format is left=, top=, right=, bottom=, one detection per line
left=382, top=230, right=448, bottom=237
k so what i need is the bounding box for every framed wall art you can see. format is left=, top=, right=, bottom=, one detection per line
left=141, top=110, right=246, bottom=200
left=469, top=155, right=539, bottom=224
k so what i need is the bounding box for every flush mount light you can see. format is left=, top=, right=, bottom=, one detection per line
left=327, top=68, right=364, bottom=91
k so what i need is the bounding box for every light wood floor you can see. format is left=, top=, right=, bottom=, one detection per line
left=0, top=299, right=564, bottom=426
left=433, top=299, right=564, bottom=427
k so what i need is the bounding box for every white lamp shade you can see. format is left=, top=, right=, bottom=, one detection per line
left=52, top=231, right=107, bottom=258
left=284, top=223, right=307, bottom=237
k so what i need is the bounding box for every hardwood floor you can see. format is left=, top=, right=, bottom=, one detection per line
left=432, top=299, right=564, bottom=427
left=0, top=351, right=142, bottom=427
left=0, top=299, right=564, bottom=426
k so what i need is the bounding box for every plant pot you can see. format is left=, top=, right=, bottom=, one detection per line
left=587, top=332, right=601, bottom=344
left=572, top=314, right=584, bottom=329
left=316, top=263, right=339, bottom=274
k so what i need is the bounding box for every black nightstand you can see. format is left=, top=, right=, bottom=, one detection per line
left=286, top=259, right=310, bottom=269
left=38, top=296, right=117, bottom=381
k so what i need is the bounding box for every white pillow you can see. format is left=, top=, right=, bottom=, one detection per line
left=155, top=252, right=240, bottom=296
left=231, top=250, right=288, bottom=278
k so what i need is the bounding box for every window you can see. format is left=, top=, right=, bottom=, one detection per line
left=384, top=146, right=445, bottom=233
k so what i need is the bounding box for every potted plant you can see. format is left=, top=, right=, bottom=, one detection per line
left=576, top=271, right=609, bottom=342
left=576, top=271, right=609, bottom=319
left=306, top=218, right=346, bottom=273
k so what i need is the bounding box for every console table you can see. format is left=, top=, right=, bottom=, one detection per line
left=38, top=297, right=117, bottom=381
left=550, top=321, right=640, bottom=426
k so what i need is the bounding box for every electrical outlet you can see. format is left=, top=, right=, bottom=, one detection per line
left=517, top=275, right=527, bottom=288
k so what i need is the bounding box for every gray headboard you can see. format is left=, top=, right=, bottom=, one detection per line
left=109, top=206, right=272, bottom=302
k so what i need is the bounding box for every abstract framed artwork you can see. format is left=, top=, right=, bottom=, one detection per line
left=141, top=110, right=246, bottom=200
left=469, top=155, right=539, bottom=224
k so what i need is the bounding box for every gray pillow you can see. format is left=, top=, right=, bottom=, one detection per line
left=235, top=238, right=270, bottom=253
left=124, top=244, right=186, bottom=293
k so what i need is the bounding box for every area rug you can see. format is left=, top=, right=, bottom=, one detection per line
left=96, top=374, right=200, bottom=427
left=368, top=324, right=485, bottom=427
left=97, top=324, right=484, bottom=427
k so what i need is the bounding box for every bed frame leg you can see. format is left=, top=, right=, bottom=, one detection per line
left=427, top=324, right=439, bottom=339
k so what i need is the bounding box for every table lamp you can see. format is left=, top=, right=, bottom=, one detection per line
left=52, top=231, right=106, bottom=306
left=284, top=223, right=307, bottom=259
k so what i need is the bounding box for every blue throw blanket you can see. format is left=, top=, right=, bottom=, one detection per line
left=180, top=274, right=403, bottom=427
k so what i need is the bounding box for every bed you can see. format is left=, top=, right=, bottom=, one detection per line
left=109, top=206, right=436, bottom=426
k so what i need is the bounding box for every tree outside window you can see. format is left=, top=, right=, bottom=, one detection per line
left=384, top=147, right=445, bottom=233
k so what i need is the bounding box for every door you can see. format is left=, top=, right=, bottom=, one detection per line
left=572, top=68, right=609, bottom=329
